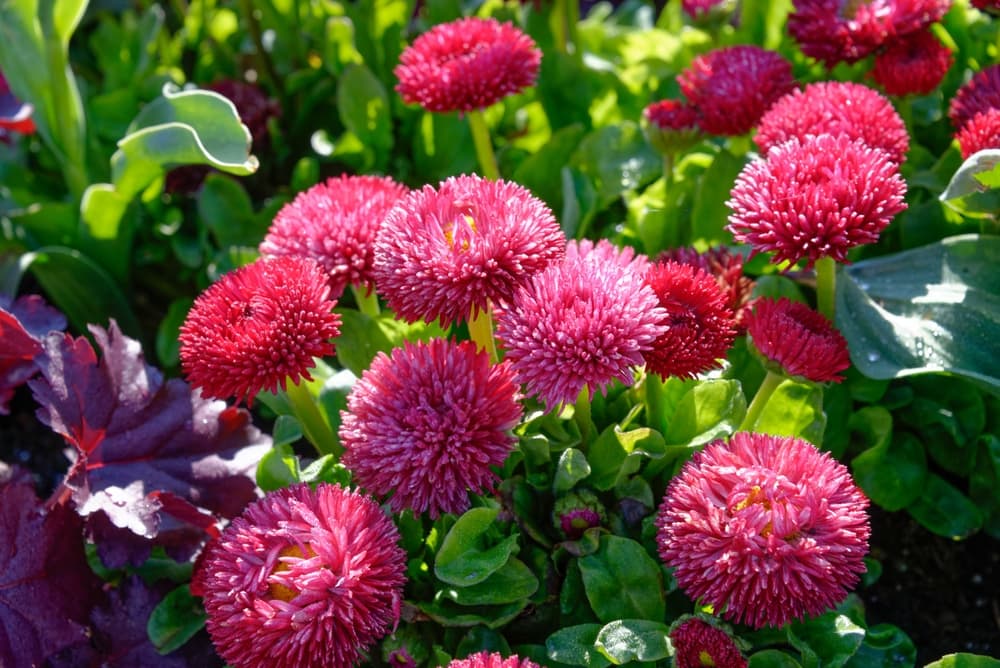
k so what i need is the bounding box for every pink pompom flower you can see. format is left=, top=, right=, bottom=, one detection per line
left=677, top=45, right=796, bottom=136
left=727, top=134, right=908, bottom=268
left=179, top=256, right=340, bottom=404
left=194, top=483, right=407, bottom=668
left=643, top=261, right=737, bottom=380
left=261, top=174, right=409, bottom=298
left=949, top=63, right=1000, bottom=130
left=746, top=297, right=851, bottom=383
left=754, top=81, right=909, bottom=164
left=448, top=651, right=541, bottom=668
left=655, top=432, right=871, bottom=629
left=394, top=17, right=541, bottom=113
left=787, top=0, right=892, bottom=66
left=871, top=28, right=953, bottom=97
left=669, top=616, right=747, bottom=668
left=495, top=239, right=666, bottom=408
left=339, top=338, right=522, bottom=519
left=956, top=109, right=1000, bottom=159
left=372, top=174, right=564, bottom=327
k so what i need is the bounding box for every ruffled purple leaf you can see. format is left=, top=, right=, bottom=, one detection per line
left=0, top=294, right=66, bottom=414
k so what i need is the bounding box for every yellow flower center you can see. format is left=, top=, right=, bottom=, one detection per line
left=443, top=214, right=477, bottom=251
left=268, top=544, right=317, bottom=602
left=699, top=650, right=716, bottom=666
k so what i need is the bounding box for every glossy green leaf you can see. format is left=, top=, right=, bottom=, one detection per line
left=435, top=507, right=519, bottom=586
left=299, top=455, right=351, bottom=487
left=939, top=149, right=1000, bottom=216
left=787, top=612, right=864, bottom=668
left=570, top=122, right=660, bottom=207
left=748, top=379, right=827, bottom=445
left=154, top=297, right=193, bottom=369
left=835, top=235, right=1000, bottom=395
left=147, top=584, right=206, bottom=655
left=578, top=535, right=664, bottom=622
left=197, top=174, right=262, bottom=248
left=749, top=650, right=804, bottom=668
left=546, top=624, right=611, bottom=668
left=417, top=597, right=528, bottom=629
left=656, top=379, right=746, bottom=470
left=587, top=426, right=666, bottom=491
left=256, top=443, right=301, bottom=492
left=594, top=620, right=672, bottom=664
left=337, top=63, right=392, bottom=171
left=925, top=655, right=1000, bottom=668
left=851, top=430, right=927, bottom=511
left=691, top=148, right=746, bottom=244
left=513, top=124, right=587, bottom=214
left=439, top=557, right=539, bottom=606
left=335, top=309, right=446, bottom=376
left=907, top=473, right=983, bottom=539
left=843, top=624, right=916, bottom=668
left=554, top=448, right=592, bottom=494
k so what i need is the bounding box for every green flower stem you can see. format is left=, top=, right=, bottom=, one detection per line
left=662, top=153, right=675, bottom=183
left=553, top=0, right=569, bottom=53
left=574, top=385, right=593, bottom=445
left=281, top=377, right=342, bottom=457
left=467, top=109, right=501, bottom=180
left=351, top=283, right=380, bottom=317
left=815, top=256, right=837, bottom=322
left=467, top=304, right=498, bottom=364
left=644, top=372, right=669, bottom=435
left=739, top=370, right=785, bottom=432
left=565, top=0, right=581, bottom=59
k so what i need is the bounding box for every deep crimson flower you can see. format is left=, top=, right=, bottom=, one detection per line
left=0, top=71, right=35, bottom=140
left=956, top=109, right=1000, bottom=159
left=339, top=338, right=522, bottom=518
left=886, top=0, right=951, bottom=36
left=643, top=261, right=737, bottom=380
left=656, top=432, right=870, bottom=629
left=194, top=483, right=407, bottom=668
left=552, top=489, right=607, bottom=540
left=179, top=256, right=340, bottom=403
left=448, top=652, right=541, bottom=668
left=677, top=45, right=796, bottom=136
left=788, top=0, right=893, bottom=66
left=261, top=175, right=409, bottom=298
left=659, top=246, right=756, bottom=332
left=746, top=297, right=850, bottom=383
left=495, top=240, right=665, bottom=408
left=949, top=63, right=1000, bottom=130
left=642, top=99, right=702, bottom=155
left=394, top=17, right=541, bottom=113
left=872, top=28, right=953, bottom=97
left=972, top=0, right=1000, bottom=13
left=727, top=134, right=908, bottom=267
left=670, top=617, right=747, bottom=668
left=372, top=174, right=564, bottom=327
left=755, top=81, right=909, bottom=164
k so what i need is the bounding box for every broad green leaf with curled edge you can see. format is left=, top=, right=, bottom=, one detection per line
left=570, top=122, right=661, bottom=207
left=594, top=620, right=672, bottom=664
left=546, top=624, right=612, bottom=668
left=578, top=535, right=664, bottom=622
left=906, top=473, right=982, bottom=539
left=835, top=235, right=1000, bottom=395
left=438, top=557, right=538, bottom=606
left=843, top=624, right=916, bottom=668
left=851, top=419, right=927, bottom=512
left=749, top=650, right=804, bottom=668
left=787, top=612, right=864, bottom=668
left=554, top=448, right=591, bottom=494
left=939, top=149, right=1000, bottom=216
left=416, top=597, right=527, bottom=629
left=587, top=425, right=666, bottom=491
left=748, top=379, right=826, bottom=445
left=925, top=655, right=1000, bottom=668
left=147, top=584, right=206, bottom=655
left=435, top=507, right=519, bottom=586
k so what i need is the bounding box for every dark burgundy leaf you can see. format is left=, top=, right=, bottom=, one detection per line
left=0, top=294, right=66, bottom=415
left=0, top=474, right=100, bottom=667
left=28, top=321, right=270, bottom=567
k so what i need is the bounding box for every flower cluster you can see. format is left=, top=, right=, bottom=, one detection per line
left=950, top=64, right=1000, bottom=157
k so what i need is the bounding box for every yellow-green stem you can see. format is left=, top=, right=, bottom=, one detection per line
left=815, top=256, right=837, bottom=322
left=739, top=370, right=785, bottom=431
left=553, top=0, right=569, bottom=53
left=574, top=385, right=593, bottom=445
left=467, top=109, right=500, bottom=180
left=282, top=377, right=342, bottom=457
left=351, top=283, right=380, bottom=317
left=468, top=304, right=498, bottom=364
left=645, top=372, right=669, bottom=435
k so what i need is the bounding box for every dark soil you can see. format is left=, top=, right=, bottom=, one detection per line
left=863, top=505, right=1000, bottom=665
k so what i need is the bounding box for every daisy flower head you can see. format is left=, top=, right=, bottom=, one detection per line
left=194, top=483, right=407, bottom=668
left=655, top=432, right=870, bottom=629
left=179, top=256, right=340, bottom=403
left=372, top=174, right=564, bottom=327
left=260, top=174, right=409, bottom=298
left=643, top=261, right=737, bottom=380
left=642, top=99, right=703, bottom=156
left=448, top=652, right=541, bottom=668
left=339, top=338, right=522, bottom=519
left=495, top=239, right=667, bottom=408
left=886, top=0, right=951, bottom=37
left=394, top=17, right=541, bottom=113
left=659, top=246, right=756, bottom=332
left=669, top=616, right=747, bottom=668
left=746, top=297, right=851, bottom=383
left=787, top=0, right=892, bottom=67
left=677, top=45, right=796, bottom=136
left=957, top=109, right=1000, bottom=159
left=755, top=81, right=909, bottom=164
left=727, top=133, right=908, bottom=267
left=871, top=28, right=953, bottom=97
left=949, top=63, right=1000, bottom=130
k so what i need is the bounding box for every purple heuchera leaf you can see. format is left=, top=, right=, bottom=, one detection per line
left=0, top=473, right=100, bottom=666
left=0, top=294, right=66, bottom=414
left=28, top=321, right=271, bottom=567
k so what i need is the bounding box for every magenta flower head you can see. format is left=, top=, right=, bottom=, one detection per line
left=495, top=239, right=666, bottom=408
left=677, top=45, right=796, bottom=136
left=261, top=175, right=409, bottom=298
left=373, top=174, right=564, bottom=327
left=788, top=0, right=892, bottom=66
left=655, top=432, right=871, bottom=629
left=659, top=246, right=756, bottom=333
left=957, top=109, right=1000, bottom=159
left=179, top=256, right=340, bottom=404
left=642, top=99, right=703, bottom=156
left=669, top=616, right=747, bottom=668
left=339, top=338, right=522, bottom=519
left=394, top=17, right=541, bottom=113
left=872, top=28, right=953, bottom=97
left=755, top=81, right=909, bottom=165
left=193, top=483, right=407, bottom=668
left=949, top=63, right=1000, bottom=131
left=643, top=261, right=737, bottom=380
left=746, top=297, right=850, bottom=383
left=448, top=651, right=541, bottom=668
left=727, top=134, right=908, bottom=268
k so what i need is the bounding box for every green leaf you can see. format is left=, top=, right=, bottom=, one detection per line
left=570, top=122, right=661, bottom=207
left=256, top=443, right=301, bottom=492
left=197, top=174, right=263, bottom=248
left=578, top=535, right=665, bottom=622
left=939, top=149, right=1000, bottom=216
left=337, top=63, right=392, bottom=171
left=787, top=612, right=864, bottom=668
left=656, top=379, right=746, bottom=470
left=299, top=455, right=352, bottom=487
left=587, top=426, right=666, bottom=491
left=335, top=309, right=447, bottom=376
left=435, top=507, right=519, bottom=586
left=851, top=430, right=926, bottom=512
left=554, top=448, right=592, bottom=494
left=836, top=235, right=1000, bottom=395
left=594, top=620, right=672, bottom=664
left=155, top=297, right=193, bottom=369
left=513, top=124, right=587, bottom=214
left=691, top=148, right=746, bottom=244
left=147, top=584, right=206, bottom=655
left=749, top=650, right=804, bottom=668
left=906, top=473, right=983, bottom=539
left=748, top=379, right=827, bottom=445
left=924, top=655, right=1000, bottom=668
left=417, top=597, right=528, bottom=629
left=439, top=557, right=539, bottom=606
left=546, top=624, right=611, bottom=668
left=843, top=624, right=916, bottom=668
